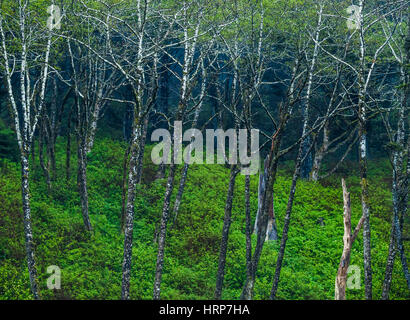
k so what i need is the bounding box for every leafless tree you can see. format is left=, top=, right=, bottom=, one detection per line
left=0, top=0, right=54, bottom=299
left=335, top=179, right=364, bottom=300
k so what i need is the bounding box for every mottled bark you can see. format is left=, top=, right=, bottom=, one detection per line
left=21, top=151, right=39, bottom=299
left=119, top=0, right=160, bottom=298
left=153, top=163, right=177, bottom=300
left=253, top=156, right=277, bottom=241
left=240, top=51, right=301, bottom=299
left=121, top=144, right=131, bottom=233
left=77, top=139, right=92, bottom=231
left=0, top=3, right=51, bottom=300
left=382, top=71, right=406, bottom=298
left=300, top=134, right=313, bottom=180
left=241, top=126, right=283, bottom=300
left=359, top=102, right=372, bottom=300
left=214, top=166, right=239, bottom=299
left=136, top=115, right=149, bottom=184
left=381, top=220, right=397, bottom=299
left=121, top=122, right=142, bottom=300
left=172, top=162, right=189, bottom=227
left=358, top=0, right=372, bottom=299
left=74, top=90, right=92, bottom=232
left=311, top=124, right=329, bottom=181
left=152, top=7, right=202, bottom=299
left=172, top=64, right=207, bottom=226
left=244, top=174, right=252, bottom=293
left=300, top=4, right=322, bottom=180
left=270, top=137, right=304, bottom=300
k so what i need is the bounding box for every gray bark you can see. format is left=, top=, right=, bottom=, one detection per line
left=153, top=163, right=177, bottom=300
left=77, top=137, right=92, bottom=231
left=241, top=126, right=283, bottom=300
left=270, top=135, right=304, bottom=299
left=121, top=121, right=142, bottom=299
left=21, top=150, right=39, bottom=299
left=214, top=166, right=239, bottom=299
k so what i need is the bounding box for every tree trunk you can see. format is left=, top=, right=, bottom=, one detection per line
left=121, top=122, right=142, bottom=300
left=172, top=63, right=207, bottom=226
left=121, top=144, right=131, bottom=233
left=153, top=163, right=177, bottom=300
left=311, top=124, right=329, bottom=181
left=21, top=150, right=39, bottom=299
left=358, top=1, right=372, bottom=299
left=244, top=174, right=252, bottom=296
left=270, top=138, right=304, bottom=299
left=300, top=5, right=322, bottom=180
left=396, top=14, right=410, bottom=290
left=135, top=115, right=149, bottom=184
left=381, top=220, right=397, bottom=299
left=172, top=162, right=189, bottom=227
left=359, top=105, right=372, bottom=300
left=300, top=133, right=313, bottom=180
left=382, top=82, right=406, bottom=298
left=335, top=179, right=364, bottom=300
left=77, top=139, right=92, bottom=231
left=39, top=119, right=51, bottom=191
left=214, top=166, right=239, bottom=299
left=241, top=126, right=283, bottom=300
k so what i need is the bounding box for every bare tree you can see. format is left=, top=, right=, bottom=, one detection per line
left=313, top=0, right=406, bottom=299
left=0, top=0, right=54, bottom=299
left=153, top=0, right=223, bottom=299
left=67, top=33, right=119, bottom=231
left=381, top=11, right=410, bottom=298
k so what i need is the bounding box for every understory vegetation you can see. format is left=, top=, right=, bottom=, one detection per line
left=1, top=138, right=408, bottom=300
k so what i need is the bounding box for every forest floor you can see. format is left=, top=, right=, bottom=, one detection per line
left=0, top=137, right=409, bottom=300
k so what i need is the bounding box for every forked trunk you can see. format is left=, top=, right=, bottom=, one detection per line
left=335, top=179, right=364, bottom=300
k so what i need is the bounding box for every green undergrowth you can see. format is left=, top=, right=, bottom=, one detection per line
left=0, top=137, right=408, bottom=300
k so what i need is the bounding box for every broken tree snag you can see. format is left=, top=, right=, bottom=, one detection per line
left=335, top=178, right=365, bottom=300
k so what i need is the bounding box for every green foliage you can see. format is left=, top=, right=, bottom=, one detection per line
left=0, top=119, right=18, bottom=162
left=0, top=138, right=408, bottom=300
